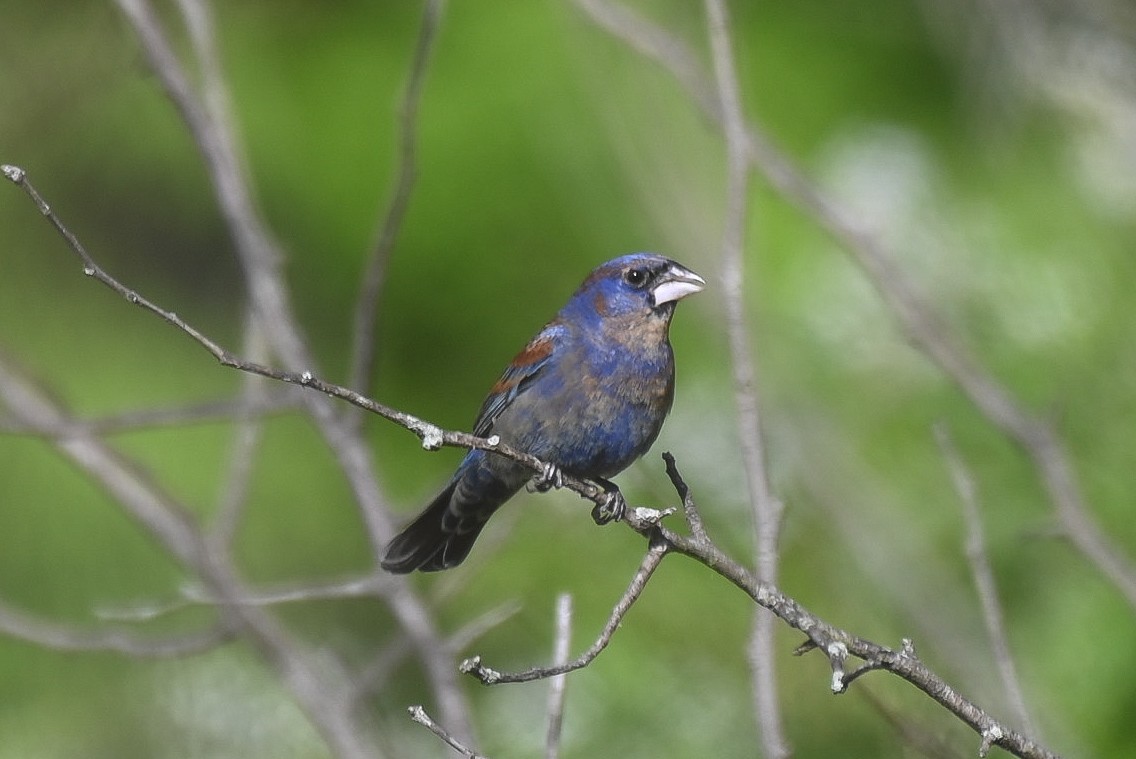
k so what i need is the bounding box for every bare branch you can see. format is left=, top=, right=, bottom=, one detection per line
left=664, top=451, right=707, bottom=539
left=1, top=164, right=233, bottom=364
left=704, top=0, right=765, bottom=503
left=97, top=573, right=392, bottom=624
left=210, top=309, right=272, bottom=551
left=646, top=458, right=1059, bottom=759
left=0, top=393, right=301, bottom=438
left=112, top=0, right=405, bottom=590
left=348, top=0, right=446, bottom=397
left=0, top=353, right=206, bottom=570
left=112, top=0, right=311, bottom=368
left=570, top=0, right=1136, bottom=611
left=461, top=541, right=667, bottom=685
left=5, top=119, right=467, bottom=742
left=0, top=598, right=231, bottom=658
left=0, top=353, right=378, bottom=759
left=5, top=11, right=1075, bottom=745
left=0, top=166, right=616, bottom=512
left=3, top=152, right=1061, bottom=758
left=935, top=424, right=1039, bottom=739
left=545, top=594, right=573, bottom=759
left=703, top=1, right=788, bottom=755
left=450, top=451, right=1058, bottom=758
left=2, top=156, right=633, bottom=743
left=409, top=705, right=489, bottom=759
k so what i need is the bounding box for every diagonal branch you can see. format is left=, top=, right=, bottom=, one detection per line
left=936, top=424, right=1039, bottom=739
left=409, top=705, right=489, bottom=759
left=2, top=161, right=1062, bottom=758
left=114, top=0, right=310, bottom=368
left=461, top=540, right=667, bottom=685
left=0, top=163, right=632, bottom=524
left=570, top=0, right=1136, bottom=613
left=651, top=456, right=1056, bottom=759
left=0, top=352, right=377, bottom=759
left=209, top=309, right=272, bottom=551
left=22, top=0, right=470, bottom=726
left=13, top=0, right=472, bottom=728
left=112, top=0, right=405, bottom=565
left=452, top=452, right=1060, bottom=759
left=0, top=598, right=231, bottom=658
left=0, top=393, right=301, bottom=438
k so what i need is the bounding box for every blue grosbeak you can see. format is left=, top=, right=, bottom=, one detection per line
left=380, top=253, right=704, bottom=573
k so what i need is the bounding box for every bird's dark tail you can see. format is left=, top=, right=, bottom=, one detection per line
left=380, top=464, right=522, bottom=573
left=380, top=480, right=474, bottom=573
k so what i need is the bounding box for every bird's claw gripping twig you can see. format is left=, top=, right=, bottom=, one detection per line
left=528, top=461, right=565, bottom=493
left=591, top=488, right=626, bottom=525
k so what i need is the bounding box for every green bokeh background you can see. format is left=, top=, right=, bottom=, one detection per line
left=2, top=1, right=1134, bottom=756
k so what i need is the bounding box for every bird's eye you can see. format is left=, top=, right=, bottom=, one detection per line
left=623, top=267, right=648, bottom=288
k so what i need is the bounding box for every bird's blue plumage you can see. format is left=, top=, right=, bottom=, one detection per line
left=381, top=253, right=704, bottom=572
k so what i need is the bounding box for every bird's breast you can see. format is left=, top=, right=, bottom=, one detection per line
left=493, top=331, right=675, bottom=478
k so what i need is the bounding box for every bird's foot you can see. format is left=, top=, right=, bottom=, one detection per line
left=527, top=461, right=564, bottom=493
left=591, top=488, right=626, bottom=525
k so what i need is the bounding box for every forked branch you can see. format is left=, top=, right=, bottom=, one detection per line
left=458, top=454, right=1060, bottom=759
left=3, top=164, right=1059, bottom=759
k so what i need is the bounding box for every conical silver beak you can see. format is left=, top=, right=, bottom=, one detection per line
left=652, top=262, right=705, bottom=307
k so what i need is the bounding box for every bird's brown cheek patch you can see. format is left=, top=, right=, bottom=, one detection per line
left=592, top=291, right=611, bottom=316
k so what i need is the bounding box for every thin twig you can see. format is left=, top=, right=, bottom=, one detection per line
left=111, top=0, right=401, bottom=564
left=448, top=600, right=526, bottom=654
left=0, top=393, right=301, bottom=438
left=2, top=155, right=1061, bottom=759
left=663, top=450, right=707, bottom=539
left=140, top=9, right=464, bottom=699
left=461, top=542, right=667, bottom=685
left=113, top=22, right=466, bottom=726
left=0, top=165, right=615, bottom=514
left=647, top=459, right=1058, bottom=759
left=96, top=573, right=391, bottom=623
left=455, top=452, right=1058, bottom=758
left=348, top=0, right=445, bottom=398
left=408, top=705, right=489, bottom=759
left=703, top=1, right=788, bottom=755
left=0, top=599, right=231, bottom=658
left=935, top=424, right=1039, bottom=739
left=545, top=594, right=573, bottom=759
left=210, top=307, right=271, bottom=551
left=114, top=0, right=310, bottom=367
left=0, top=157, right=647, bottom=745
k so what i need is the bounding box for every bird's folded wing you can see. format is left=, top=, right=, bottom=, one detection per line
left=472, top=322, right=565, bottom=437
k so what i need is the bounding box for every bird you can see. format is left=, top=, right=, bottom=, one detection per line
left=380, top=253, right=704, bottom=573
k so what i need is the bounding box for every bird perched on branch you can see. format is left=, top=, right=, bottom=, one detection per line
left=380, top=253, right=704, bottom=573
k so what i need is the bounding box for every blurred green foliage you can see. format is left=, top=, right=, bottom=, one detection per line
left=2, top=1, right=1135, bottom=757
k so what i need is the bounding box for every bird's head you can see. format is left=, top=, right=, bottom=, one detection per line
left=566, top=253, right=705, bottom=325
